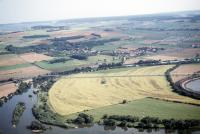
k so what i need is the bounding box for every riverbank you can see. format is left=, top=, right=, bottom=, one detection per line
left=0, top=81, right=31, bottom=107
left=0, top=86, right=37, bottom=134
left=30, top=65, right=200, bottom=130
left=165, top=64, right=200, bottom=100
left=33, top=86, right=200, bottom=129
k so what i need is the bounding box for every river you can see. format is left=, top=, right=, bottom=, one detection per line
left=0, top=86, right=200, bottom=134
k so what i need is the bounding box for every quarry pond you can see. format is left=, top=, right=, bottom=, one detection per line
left=185, top=79, right=200, bottom=93
left=0, top=86, right=200, bottom=134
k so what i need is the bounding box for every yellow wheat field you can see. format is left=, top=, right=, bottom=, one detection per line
left=49, top=65, right=200, bottom=116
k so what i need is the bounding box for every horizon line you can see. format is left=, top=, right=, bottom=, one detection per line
left=0, top=9, right=199, bottom=25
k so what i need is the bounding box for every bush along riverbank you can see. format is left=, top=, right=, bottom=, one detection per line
left=32, top=92, right=74, bottom=128
left=0, top=81, right=31, bottom=107
left=12, top=102, right=26, bottom=127
left=32, top=76, right=76, bottom=128
left=66, top=113, right=94, bottom=126
left=32, top=75, right=94, bottom=128
left=0, top=99, right=3, bottom=107
left=100, top=115, right=200, bottom=129
left=27, top=121, right=46, bottom=133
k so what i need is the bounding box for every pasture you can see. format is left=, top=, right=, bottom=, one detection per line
left=35, top=55, right=118, bottom=72
left=49, top=65, right=200, bottom=116
left=75, top=98, right=200, bottom=121
left=0, top=63, right=32, bottom=71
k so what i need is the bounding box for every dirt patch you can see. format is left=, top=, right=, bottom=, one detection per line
left=0, top=66, right=50, bottom=80
left=0, top=82, right=17, bottom=98
left=50, top=30, right=88, bottom=38
left=145, top=55, right=179, bottom=61
left=124, top=58, right=140, bottom=64
left=28, top=39, right=50, bottom=46
left=170, top=64, right=200, bottom=82
left=146, top=48, right=200, bottom=61
left=0, top=54, right=27, bottom=66
left=19, top=52, right=53, bottom=63
left=167, top=48, right=200, bottom=58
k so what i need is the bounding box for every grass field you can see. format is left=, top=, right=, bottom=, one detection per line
left=35, top=59, right=85, bottom=71
left=0, top=63, right=32, bottom=71
left=67, top=98, right=200, bottom=121
left=35, top=55, right=119, bottom=71
left=49, top=65, right=200, bottom=116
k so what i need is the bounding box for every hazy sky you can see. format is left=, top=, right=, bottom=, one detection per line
left=0, top=0, right=200, bottom=24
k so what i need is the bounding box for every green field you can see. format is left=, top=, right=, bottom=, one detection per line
left=35, top=55, right=120, bottom=71
left=0, top=63, right=32, bottom=71
left=68, top=98, right=200, bottom=121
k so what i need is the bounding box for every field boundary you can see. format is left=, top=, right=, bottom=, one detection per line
left=147, top=97, right=200, bottom=107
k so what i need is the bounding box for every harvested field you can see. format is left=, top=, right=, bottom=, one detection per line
left=49, top=65, right=200, bottom=116
left=146, top=48, right=200, bottom=61
left=0, top=54, right=26, bottom=66
left=19, top=52, right=53, bottom=63
left=0, top=66, right=50, bottom=80
left=124, top=58, right=140, bottom=64
left=170, top=64, right=200, bottom=82
left=167, top=48, right=200, bottom=58
left=50, top=29, right=89, bottom=38
left=0, top=83, right=17, bottom=98
left=145, top=55, right=179, bottom=61
left=31, top=39, right=50, bottom=45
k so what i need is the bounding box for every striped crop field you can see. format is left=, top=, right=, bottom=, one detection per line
left=49, top=65, right=200, bottom=116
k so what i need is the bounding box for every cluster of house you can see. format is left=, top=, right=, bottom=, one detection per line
left=114, top=46, right=164, bottom=57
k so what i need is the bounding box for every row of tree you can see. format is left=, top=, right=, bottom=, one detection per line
left=5, top=38, right=120, bottom=55
left=71, top=113, right=94, bottom=124
left=102, top=115, right=200, bottom=129
left=48, top=58, right=71, bottom=64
